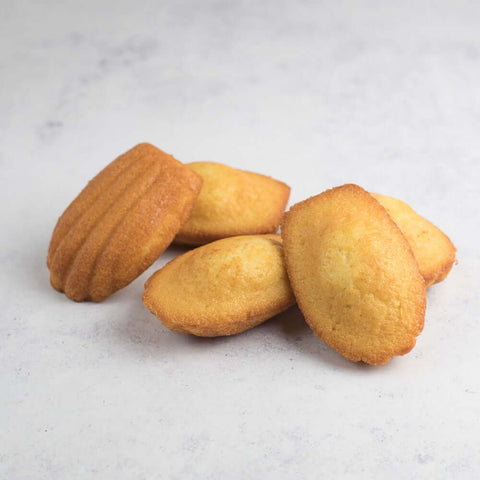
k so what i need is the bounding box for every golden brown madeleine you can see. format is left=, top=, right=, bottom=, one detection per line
left=47, top=143, right=202, bottom=302
left=281, top=184, right=426, bottom=366
left=143, top=235, right=295, bottom=337
left=174, top=162, right=290, bottom=245
left=371, top=193, right=456, bottom=287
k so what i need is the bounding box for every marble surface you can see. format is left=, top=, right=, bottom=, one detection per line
left=1, top=1, right=480, bottom=478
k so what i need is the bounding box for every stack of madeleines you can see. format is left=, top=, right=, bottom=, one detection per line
left=48, top=143, right=456, bottom=366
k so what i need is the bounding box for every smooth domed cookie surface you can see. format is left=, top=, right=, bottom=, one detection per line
left=143, top=235, right=295, bottom=337
left=281, top=184, right=426, bottom=366
left=175, top=162, right=290, bottom=245
left=47, top=143, right=202, bottom=302
left=371, top=193, right=456, bottom=287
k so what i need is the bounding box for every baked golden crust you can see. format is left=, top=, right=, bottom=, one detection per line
left=281, top=184, right=426, bottom=366
left=371, top=193, right=456, bottom=287
left=174, top=162, right=290, bottom=245
left=143, top=235, right=295, bottom=337
left=47, top=143, right=202, bottom=302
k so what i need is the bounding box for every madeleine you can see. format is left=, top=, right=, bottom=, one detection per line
left=47, top=143, right=202, bottom=302
left=175, top=162, right=290, bottom=245
left=281, top=184, right=426, bottom=366
left=371, top=193, right=456, bottom=287
left=143, top=235, right=295, bottom=336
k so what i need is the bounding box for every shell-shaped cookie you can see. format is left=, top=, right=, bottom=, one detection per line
left=371, top=193, right=456, bottom=287
left=143, top=235, right=295, bottom=337
left=281, top=184, right=426, bottom=366
left=174, top=162, right=290, bottom=245
left=47, top=143, right=202, bottom=302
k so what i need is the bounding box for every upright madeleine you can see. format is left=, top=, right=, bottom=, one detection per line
left=143, top=235, right=295, bottom=336
left=281, top=184, right=426, bottom=366
left=47, top=143, right=202, bottom=302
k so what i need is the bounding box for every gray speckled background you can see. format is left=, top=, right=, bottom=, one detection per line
left=1, top=1, right=479, bottom=478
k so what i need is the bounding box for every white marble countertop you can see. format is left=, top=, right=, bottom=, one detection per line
left=1, top=1, right=479, bottom=478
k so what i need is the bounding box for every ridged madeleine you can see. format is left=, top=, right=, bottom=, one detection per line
left=47, top=143, right=202, bottom=302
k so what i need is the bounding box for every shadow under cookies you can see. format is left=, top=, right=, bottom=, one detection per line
left=260, top=305, right=371, bottom=371
left=112, top=283, right=383, bottom=372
